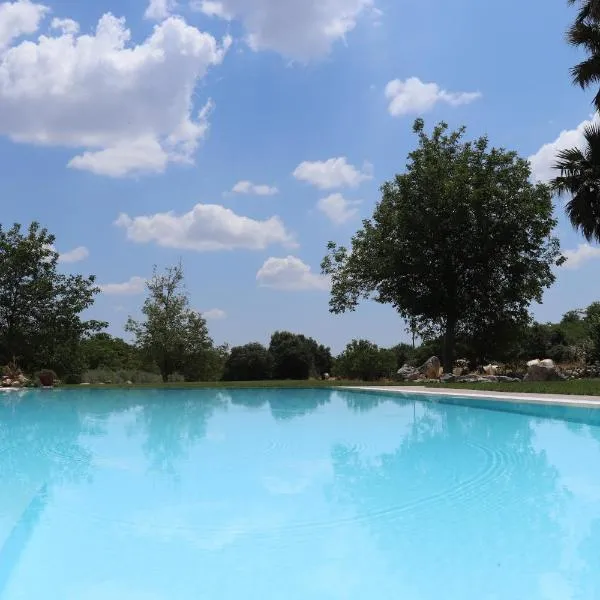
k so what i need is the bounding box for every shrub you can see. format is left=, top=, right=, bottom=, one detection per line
left=37, top=369, right=57, bottom=386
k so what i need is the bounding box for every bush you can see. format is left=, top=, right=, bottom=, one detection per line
left=223, top=343, right=272, bottom=381
left=81, top=369, right=164, bottom=384
left=335, top=340, right=397, bottom=381
left=37, top=369, right=57, bottom=386
left=63, top=373, right=83, bottom=385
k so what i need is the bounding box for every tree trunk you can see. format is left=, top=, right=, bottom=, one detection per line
left=442, top=317, right=456, bottom=374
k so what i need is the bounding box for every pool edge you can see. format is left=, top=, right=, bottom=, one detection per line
left=340, top=385, right=600, bottom=409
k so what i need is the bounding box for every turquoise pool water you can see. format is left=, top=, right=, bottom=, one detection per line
left=1, top=388, right=600, bottom=599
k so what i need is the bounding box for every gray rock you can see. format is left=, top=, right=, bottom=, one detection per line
left=440, top=374, right=456, bottom=383
left=419, top=356, right=442, bottom=379
left=524, top=359, right=559, bottom=382
left=397, top=364, right=418, bottom=381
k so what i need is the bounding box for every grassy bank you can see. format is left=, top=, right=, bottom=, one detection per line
left=58, top=378, right=600, bottom=395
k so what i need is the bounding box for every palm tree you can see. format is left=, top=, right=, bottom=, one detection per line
left=551, top=121, right=600, bottom=242
left=568, top=0, right=600, bottom=110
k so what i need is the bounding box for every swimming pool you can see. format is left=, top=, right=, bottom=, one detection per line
left=1, top=388, right=599, bottom=599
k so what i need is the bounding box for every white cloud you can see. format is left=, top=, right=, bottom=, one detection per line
left=203, top=308, right=226, bottom=320
left=231, top=180, right=279, bottom=196
left=0, top=0, right=48, bottom=49
left=145, top=0, right=177, bottom=21
left=191, top=0, right=373, bottom=60
left=293, top=157, right=372, bottom=190
left=528, top=115, right=598, bottom=183
left=0, top=8, right=230, bottom=177
left=192, top=0, right=232, bottom=18
left=385, top=77, right=481, bottom=117
left=69, top=136, right=170, bottom=178
left=562, top=244, right=600, bottom=270
left=100, top=276, right=146, bottom=295
left=50, top=17, right=79, bottom=35
left=256, top=256, right=330, bottom=290
left=115, top=203, right=296, bottom=251
left=58, top=246, right=89, bottom=263
left=317, top=193, right=360, bottom=224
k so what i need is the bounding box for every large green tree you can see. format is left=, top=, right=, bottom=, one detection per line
left=222, top=343, right=273, bottom=381
left=81, top=333, right=141, bottom=371
left=322, top=120, right=562, bottom=372
left=126, top=264, right=214, bottom=382
left=268, top=331, right=333, bottom=380
left=0, top=222, right=103, bottom=375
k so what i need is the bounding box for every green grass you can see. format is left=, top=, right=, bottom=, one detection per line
left=60, top=378, right=600, bottom=395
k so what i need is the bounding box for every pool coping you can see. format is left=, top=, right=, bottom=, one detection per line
left=343, top=385, right=600, bottom=409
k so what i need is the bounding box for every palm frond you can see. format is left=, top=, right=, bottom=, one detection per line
left=568, top=0, right=600, bottom=24
left=566, top=188, right=600, bottom=242
left=571, top=55, right=600, bottom=88
left=567, top=21, right=600, bottom=51
left=555, top=147, right=587, bottom=165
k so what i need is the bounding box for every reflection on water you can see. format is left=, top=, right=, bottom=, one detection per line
left=0, top=388, right=598, bottom=599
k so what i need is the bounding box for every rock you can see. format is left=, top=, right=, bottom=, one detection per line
left=496, top=375, right=519, bottom=383
left=524, top=358, right=559, bottom=382
left=483, top=364, right=499, bottom=376
left=323, top=373, right=330, bottom=380
left=420, top=356, right=442, bottom=380
left=80, top=382, right=91, bottom=386
left=456, top=375, right=486, bottom=383
left=440, top=373, right=456, bottom=383
left=397, top=364, right=418, bottom=381
left=126, top=380, right=133, bottom=385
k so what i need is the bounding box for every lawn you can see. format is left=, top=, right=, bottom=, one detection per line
left=62, top=378, right=600, bottom=395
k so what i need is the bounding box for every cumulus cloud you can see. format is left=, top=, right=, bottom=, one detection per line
left=0, top=5, right=230, bottom=177
left=562, top=244, right=600, bottom=270
left=58, top=246, right=89, bottom=263
left=0, top=0, right=48, bottom=49
left=317, top=193, right=360, bottom=224
left=50, top=17, right=79, bottom=34
left=100, top=276, right=146, bottom=295
left=293, top=157, right=372, bottom=190
left=145, top=0, right=177, bottom=21
left=203, top=308, right=227, bottom=320
left=256, top=256, right=330, bottom=290
left=231, top=180, right=279, bottom=196
left=528, top=115, right=598, bottom=183
left=385, top=77, right=481, bottom=117
left=191, top=0, right=373, bottom=60
left=115, top=203, right=296, bottom=251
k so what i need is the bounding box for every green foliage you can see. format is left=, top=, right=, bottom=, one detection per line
left=587, top=314, right=600, bottom=362
left=182, top=344, right=229, bottom=382
left=268, top=331, right=333, bottom=380
left=82, top=369, right=168, bottom=384
left=81, top=333, right=141, bottom=371
left=335, top=339, right=397, bottom=381
left=0, top=222, right=104, bottom=376
left=390, top=343, right=415, bottom=368
left=223, top=343, right=273, bottom=381
left=322, top=120, right=562, bottom=372
left=126, top=263, right=215, bottom=382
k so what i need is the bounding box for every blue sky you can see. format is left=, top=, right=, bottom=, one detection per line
left=0, top=0, right=598, bottom=353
